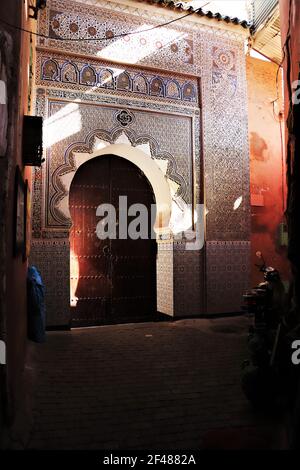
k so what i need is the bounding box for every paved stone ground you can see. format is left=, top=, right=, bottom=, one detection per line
left=26, top=316, right=285, bottom=450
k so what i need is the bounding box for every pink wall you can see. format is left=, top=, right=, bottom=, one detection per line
left=247, top=56, right=290, bottom=287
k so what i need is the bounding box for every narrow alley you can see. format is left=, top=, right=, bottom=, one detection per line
left=1, top=0, right=300, bottom=456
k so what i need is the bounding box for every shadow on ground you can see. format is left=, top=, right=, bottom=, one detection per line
left=26, top=316, right=286, bottom=450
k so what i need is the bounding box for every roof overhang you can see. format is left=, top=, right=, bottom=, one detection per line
left=250, top=1, right=282, bottom=64
left=134, top=0, right=250, bottom=29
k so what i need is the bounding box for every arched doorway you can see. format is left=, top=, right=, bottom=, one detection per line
left=69, top=155, right=157, bottom=327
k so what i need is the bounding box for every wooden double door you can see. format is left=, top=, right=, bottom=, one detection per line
left=69, top=155, right=157, bottom=327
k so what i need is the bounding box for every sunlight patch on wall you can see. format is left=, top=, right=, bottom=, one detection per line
left=170, top=199, right=193, bottom=235
left=97, top=25, right=188, bottom=64
left=70, top=249, right=79, bottom=307
left=233, top=195, right=243, bottom=210
left=44, top=103, right=82, bottom=148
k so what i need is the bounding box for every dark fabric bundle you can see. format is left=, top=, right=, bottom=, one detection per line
left=27, top=266, right=46, bottom=343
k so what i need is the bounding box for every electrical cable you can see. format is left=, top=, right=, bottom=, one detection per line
left=284, top=0, right=294, bottom=226
left=0, top=5, right=208, bottom=43
left=279, top=102, right=286, bottom=213
left=280, top=0, right=293, bottom=216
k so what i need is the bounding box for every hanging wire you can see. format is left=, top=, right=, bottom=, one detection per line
left=0, top=5, right=209, bottom=43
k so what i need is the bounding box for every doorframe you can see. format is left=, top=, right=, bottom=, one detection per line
left=64, top=144, right=172, bottom=235
left=68, top=145, right=174, bottom=318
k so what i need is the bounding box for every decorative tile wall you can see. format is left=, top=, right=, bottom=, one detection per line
left=38, top=0, right=245, bottom=73
left=31, top=0, right=251, bottom=324
left=173, top=246, right=205, bottom=317
left=157, top=242, right=174, bottom=315
left=206, top=241, right=251, bottom=314
left=200, top=39, right=251, bottom=241
left=37, top=51, right=198, bottom=105
left=38, top=0, right=201, bottom=75
left=30, top=240, right=70, bottom=326
left=34, top=92, right=196, bottom=231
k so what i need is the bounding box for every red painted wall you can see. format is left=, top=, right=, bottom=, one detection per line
left=247, top=56, right=290, bottom=287
left=0, top=0, right=35, bottom=441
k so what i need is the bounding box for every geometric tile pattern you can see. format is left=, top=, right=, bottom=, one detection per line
left=206, top=241, right=251, bottom=315
left=201, top=40, right=251, bottom=241
left=37, top=0, right=245, bottom=76
left=38, top=0, right=199, bottom=75
left=37, top=52, right=198, bottom=104
left=157, top=243, right=174, bottom=315
left=174, top=247, right=205, bottom=317
left=34, top=96, right=195, bottom=230
left=29, top=240, right=70, bottom=326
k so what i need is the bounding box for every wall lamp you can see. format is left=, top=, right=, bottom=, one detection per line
left=28, top=0, right=47, bottom=20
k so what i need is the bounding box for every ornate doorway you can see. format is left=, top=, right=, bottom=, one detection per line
left=69, top=155, right=157, bottom=327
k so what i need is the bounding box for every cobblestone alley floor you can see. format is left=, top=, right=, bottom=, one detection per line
left=27, top=316, right=285, bottom=450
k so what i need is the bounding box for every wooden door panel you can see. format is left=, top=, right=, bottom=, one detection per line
left=69, top=155, right=156, bottom=326
left=70, top=158, right=111, bottom=326
left=110, top=158, right=156, bottom=320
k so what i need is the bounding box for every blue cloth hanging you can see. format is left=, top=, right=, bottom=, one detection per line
left=27, top=266, right=46, bottom=343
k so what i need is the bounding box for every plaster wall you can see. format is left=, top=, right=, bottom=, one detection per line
left=247, top=56, right=290, bottom=287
